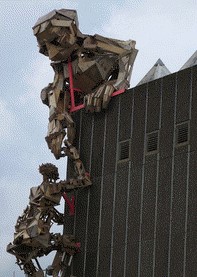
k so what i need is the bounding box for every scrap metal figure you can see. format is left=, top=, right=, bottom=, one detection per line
left=7, top=163, right=82, bottom=277
left=7, top=9, right=137, bottom=277
left=32, top=9, right=138, bottom=162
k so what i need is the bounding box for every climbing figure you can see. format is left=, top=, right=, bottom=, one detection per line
left=33, top=9, right=137, bottom=163
left=7, top=8, right=137, bottom=276
left=7, top=164, right=83, bottom=277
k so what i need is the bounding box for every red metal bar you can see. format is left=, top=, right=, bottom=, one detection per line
left=69, top=89, right=125, bottom=112
left=68, top=58, right=75, bottom=109
left=111, top=88, right=125, bottom=97
left=62, top=192, right=75, bottom=216
left=70, top=103, right=85, bottom=112
left=67, top=57, right=126, bottom=113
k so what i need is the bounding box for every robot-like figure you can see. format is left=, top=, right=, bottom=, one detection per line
left=7, top=164, right=83, bottom=277
left=7, top=9, right=137, bottom=276
left=32, top=9, right=138, bottom=164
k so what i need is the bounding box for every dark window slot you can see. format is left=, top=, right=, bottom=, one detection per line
left=119, top=140, right=130, bottom=161
left=146, top=131, right=159, bottom=154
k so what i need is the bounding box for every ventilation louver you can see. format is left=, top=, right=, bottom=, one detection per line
left=146, top=131, right=159, bottom=154
left=176, top=122, right=189, bottom=145
left=119, top=140, right=130, bottom=161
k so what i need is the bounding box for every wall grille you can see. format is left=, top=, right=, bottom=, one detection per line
left=146, top=131, right=159, bottom=154
left=176, top=122, right=189, bottom=145
left=119, top=140, right=130, bottom=161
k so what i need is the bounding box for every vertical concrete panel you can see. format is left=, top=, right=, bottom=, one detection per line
left=91, top=111, right=105, bottom=178
left=79, top=112, right=94, bottom=169
left=111, top=162, right=129, bottom=277
left=98, top=98, right=119, bottom=276
left=185, top=151, right=197, bottom=277
left=103, top=98, right=119, bottom=174
left=176, top=68, right=191, bottom=124
left=146, top=80, right=161, bottom=133
left=140, top=158, right=157, bottom=276
left=119, top=90, right=133, bottom=141
left=160, top=74, right=176, bottom=159
left=141, top=158, right=157, bottom=241
left=72, top=112, right=94, bottom=277
left=140, top=240, right=154, bottom=277
left=169, top=153, right=188, bottom=277
left=85, top=251, right=98, bottom=277
left=72, top=188, right=90, bottom=277
left=82, top=111, right=106, bottom=276
left=85, top=177, right=102, bottom=276
left=154, top=158, right=172, bottom=277
left=126, top=165, right=143, bottom=276
left=190, top=65, right=197, bottom=152
left=131, top=85, right=146, bottom=166
left=98, top=247, right=111, bottom=277
left=97, top=174, right=115, bottom=276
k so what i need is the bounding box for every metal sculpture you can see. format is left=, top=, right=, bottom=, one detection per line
left=33, top=9, right=138, bottom=161
left=7, top=164, right=82, bottom=277
left=7, top=8, right=137, bottom=276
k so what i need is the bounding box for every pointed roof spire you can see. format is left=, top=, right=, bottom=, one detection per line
left=137, top=59, right=171, bottom=86
left=180, top=50, right=197, bottom=70
left=155, top=58, right=164, bottom=66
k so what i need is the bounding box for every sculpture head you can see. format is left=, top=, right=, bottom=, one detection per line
left=39, top=163, right=59, bottom=182
left=33, top=9, right=82, bottom=61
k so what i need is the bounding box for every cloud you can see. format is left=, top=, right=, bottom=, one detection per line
left=0, top=177, right=30, bottom=276
left=101, top=0, right=197, bottom=85
left=1, top=0, right=196, bottom=274
left=0, top=99, right=17, bottom=141
left=0, top=52, right=68, bottom=274
left=19, top=54, right=53, bottom=117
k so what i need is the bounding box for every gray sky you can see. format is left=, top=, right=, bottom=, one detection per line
left=0, top=0, right=196, bottom=275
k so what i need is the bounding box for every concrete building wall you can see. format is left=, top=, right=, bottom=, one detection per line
left=64, top=65, right=197, bottom=277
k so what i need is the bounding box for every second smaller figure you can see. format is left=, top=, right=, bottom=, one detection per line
left=7, top=163, right=90, bottom=277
